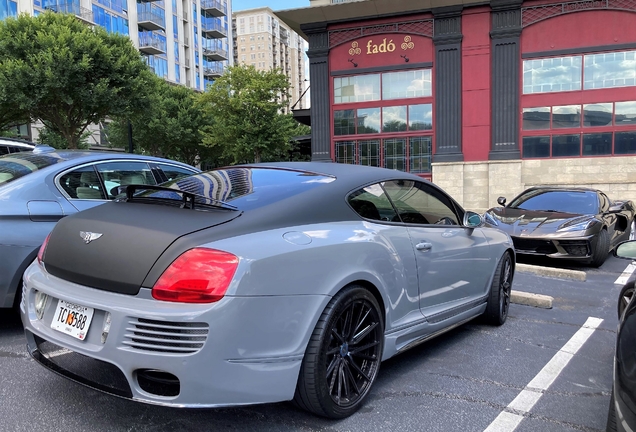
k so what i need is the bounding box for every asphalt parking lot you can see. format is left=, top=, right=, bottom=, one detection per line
left=0, top=255, right=629, bottom=432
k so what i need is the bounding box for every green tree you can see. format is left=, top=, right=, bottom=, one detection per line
left=199, top=64, right=296, bottom=164
left=108, top=78, right=210, bottom=167
left=0, top=12, right=154, bottom=149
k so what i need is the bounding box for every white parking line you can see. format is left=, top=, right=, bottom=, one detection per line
left=483, top=317, right=604, bottom=432
left=614, top=261, right=636, bottom=285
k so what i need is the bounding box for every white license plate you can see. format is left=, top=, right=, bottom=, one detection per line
left=50, top=299, right=95, bottom=341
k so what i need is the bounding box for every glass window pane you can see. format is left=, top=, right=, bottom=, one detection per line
left=383, top=138, right=406, bottom=171
left=382, top=106, right=407, bottom=133
left=382, top=69, right=432, bottom=100
left=333, top=75, right=380, bottom=104
left=334, top=110, right=355, bottom=136
left=552, top=105, right=581, bottom=128
left=359, top=140, right=380, bottom=167
left=335, top=141, right=356, bottom=164
left=615, top=131, right=636, bottom=154
left=615, top=101, right=636, bottom=125
left=584, top=50, right=636, bottom=90
left=383, top=180, right=458, bottom=225
left=522, top=107, right=550, bottom=130
left=357, top=108, right=380, bottom=134
left=583, top=103, right=612, bottom=127
left=409, top=104, right=433, bottom=131
left=522, top=136, right=550, bottom=158
left=552, top=134, right=580, bottom=157
left=582, top=133, right=612, bottom=156
left=522, top=56, right=582, bottom=94
left=348, top=184, right=397, bottom=222
left=95, top=161, right=156, bottom=199
left=410, top=136, right=432, bottom=173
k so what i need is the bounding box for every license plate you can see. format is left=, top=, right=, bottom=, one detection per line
left=50, top=299, right=94, bottom=341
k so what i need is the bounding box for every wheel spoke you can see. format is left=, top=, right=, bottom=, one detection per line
left=327, top=347, right=340, bottom=356
left=326, top=356, right=338, bottom=379
left=337, top=360, right=347, bottom=402
left=350, top=340, right=379, bottom=354
left=348, top=357, right=372, bottom=382
left=353, top=306, right=371, bottom=336
left=342, top=307, right=354, bottom=341
left=331, top=327, right=345, bottom=344
left=343, top=358, right=361, bottom=395
left=328, top=358, right=340, bottom=394
left=352, top=322, right=379, bottom=345
left=350, top=352, right=377, bottom=361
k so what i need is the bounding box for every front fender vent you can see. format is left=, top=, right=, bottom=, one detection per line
left=123, top=318, right=209, bottom=354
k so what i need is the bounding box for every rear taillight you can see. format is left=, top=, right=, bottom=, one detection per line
left=37, top=234, right=51, bottom=266
left=152, top=248, right=239, bottom=303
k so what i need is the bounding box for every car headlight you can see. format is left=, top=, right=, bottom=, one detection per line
left=557, top=219, right=594, bottom=232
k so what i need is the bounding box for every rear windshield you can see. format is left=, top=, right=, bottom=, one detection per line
left=509, top=190, right=599, bottom=214
left=141, top=167, right=335, bottom=210
left=0, top=153, right=65, bottom=185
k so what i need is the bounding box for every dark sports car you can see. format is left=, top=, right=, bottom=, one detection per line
left=21, top=162, right=515, bottom=419
left=485, top=187, right=635, bottom=267
left=607, top=240, right=636, bottom=432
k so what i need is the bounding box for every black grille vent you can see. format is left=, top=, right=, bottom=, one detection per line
left=511, top=237, right=558, bottom=254
left=123, top=318, right=209, bottom=354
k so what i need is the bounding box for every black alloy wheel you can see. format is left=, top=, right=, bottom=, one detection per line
left=618, top=282, right=635, bottom=320
left=294, top=286, right=384, bottom=419
left=484, top=252, right=513, bottom=326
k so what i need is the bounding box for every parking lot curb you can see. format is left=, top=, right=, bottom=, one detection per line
left=516, top=263, right=587, bottom=282
left=511, top=290, right=553, bottom=309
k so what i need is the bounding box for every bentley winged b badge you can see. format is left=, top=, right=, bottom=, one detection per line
left=80, top=231, right=103, bottom=244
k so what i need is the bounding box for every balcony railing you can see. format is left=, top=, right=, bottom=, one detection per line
left=200, top=0, right=226, bottom=17
left=201, top=20, right=227, bottom=38
left=202, top=47, right=228, bottom=61
left=203, top=64, right=224, bottom=78
left=47, top=2, right=93, bottom=24
left=138, top=31, right=167, bottom=55
left=137, top=11, right=166, bottom=31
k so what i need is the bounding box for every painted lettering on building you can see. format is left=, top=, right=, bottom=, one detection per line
left=348, top=36, right=416, bottom=56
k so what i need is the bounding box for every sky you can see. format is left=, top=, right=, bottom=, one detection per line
left=232, top=0, right=310, bottom=12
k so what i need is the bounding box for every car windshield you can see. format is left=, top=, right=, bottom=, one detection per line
left=0, top=153, right=66, bottom=185
left=137, top=167, right=336, bottom=210
left=508, top=190, right=599, bottom=214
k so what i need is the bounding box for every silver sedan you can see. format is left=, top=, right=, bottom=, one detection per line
left=21, top=162, right=515, bottom=418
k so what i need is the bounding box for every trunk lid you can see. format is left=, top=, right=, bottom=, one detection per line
left=43, top=201, right=241, bottom=295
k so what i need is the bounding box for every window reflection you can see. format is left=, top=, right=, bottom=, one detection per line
left=383, top=138, right=406, bottom=171
left=409, top=104, right=433, bottom=130
left=335, top=141, right=356, bottom=164
left=382, top=106, right=407, bottom=132
left=382, top=70, right=432, bottom=100
left=583, top=103, right=612, bottom=127
left=552, top=105, right=580, bottom=128
left=582, top=133, right=612, bottom=155
left=616, top=101, right=636, bottom=125
left=410, top=137, right=432, bottom=173
left=584, top=50, right=636, bottom=90
left=552, top=134, right=580, bottom=157
left=359, top=140, right=380, bottom=167
left=334, top=110, right=355, bottom=136
left=615, top=131, right=636, bottom=154
left=334, top=75, right=380, bottom=104
left=522, top=107, right=550, bottom=130
left=523, top=56, right=582, bottom=94
left=357, top=108, right=380, bottom=134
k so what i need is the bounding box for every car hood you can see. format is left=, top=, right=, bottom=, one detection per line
left=486, top=207, right=595, bottom=237
left=42, top=201, right=241, bottom=295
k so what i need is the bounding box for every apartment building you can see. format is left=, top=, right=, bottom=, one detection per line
left=232, top=7, right=308, bottom=111
left=1, top=0, right=232, bottom=144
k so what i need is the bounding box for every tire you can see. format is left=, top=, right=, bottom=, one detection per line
left=590, top=229, right=610, bottom=268
left=607, top=388, right=618, bottom=432
left=293, top=286, right=384, bottom=419
left=618, top=281, right=635, bottom=320
left=484, top=252, right=513, bottom=326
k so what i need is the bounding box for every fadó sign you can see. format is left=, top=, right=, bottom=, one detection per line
left=331, top=33, right=432, bottom=71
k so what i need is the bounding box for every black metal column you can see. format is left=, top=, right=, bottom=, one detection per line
left=432, top=7, right=464, bottom=163
left=301, top=23, right=332, bottom=162
left=489, top=0, right=522, bottom=160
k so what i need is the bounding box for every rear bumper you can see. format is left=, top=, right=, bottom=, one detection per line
left=21, top=261, right=330, bottom=408
left=510, top=235, right=594, bottom=260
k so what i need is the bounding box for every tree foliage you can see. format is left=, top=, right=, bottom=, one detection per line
left=199, top=64, right=297, bottom=164
left=0, top=12, right=154, bottom=149
left=108, top=78, right=211, bottom=166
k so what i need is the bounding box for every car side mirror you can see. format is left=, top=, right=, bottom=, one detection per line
left=497, top=196, right=506, bottom=206
left=608, top=204, right=623, bottom=213
left=615, top=240, right=636, bottom=260
left=463, top=211, right=484, bottom=228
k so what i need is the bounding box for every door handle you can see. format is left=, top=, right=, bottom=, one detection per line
left=415, top=242, right=433, bottom=251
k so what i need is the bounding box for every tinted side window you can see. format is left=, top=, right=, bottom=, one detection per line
left=155, top=163, right=197, bottom=182
left=59, top=166, right=106, bottom=200
left=0, top=146, right=8, bottom=156
left=95, top=161, right=157, bottom=199
left=348, top=183, right=398, bottom=221
left=383, top=180, right=459, bottom=225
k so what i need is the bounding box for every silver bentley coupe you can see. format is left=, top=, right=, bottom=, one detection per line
left=21, top=162, right=515, bottom=418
